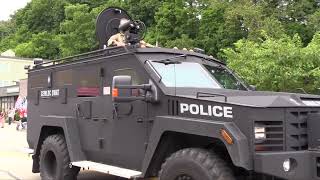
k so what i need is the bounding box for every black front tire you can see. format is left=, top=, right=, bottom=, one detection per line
left=40, top=134, right=80, bottom=180
left=159, top=148, right=235, bottom=180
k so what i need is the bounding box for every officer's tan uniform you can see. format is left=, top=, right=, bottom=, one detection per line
left=107, top=33, right=126, bottom=47
left=107, top=33, right=154, bottom=48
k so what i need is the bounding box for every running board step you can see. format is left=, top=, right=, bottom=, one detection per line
left=71, top=161, right=142, bottom=179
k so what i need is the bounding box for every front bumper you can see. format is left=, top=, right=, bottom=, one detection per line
left=255, top=151, right=320, bottom=180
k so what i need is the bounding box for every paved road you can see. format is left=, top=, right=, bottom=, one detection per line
left=0, top=123, right=127, bottom=180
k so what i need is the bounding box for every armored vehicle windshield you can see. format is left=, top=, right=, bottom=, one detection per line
left=150, top=61, right=248, bottom=90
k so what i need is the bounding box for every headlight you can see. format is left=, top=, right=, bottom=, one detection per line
left=283, top=159, right=291, bottom=172
left=283, top=158, right=297, bottom=172
left=254, top=126, right=266, bottom=140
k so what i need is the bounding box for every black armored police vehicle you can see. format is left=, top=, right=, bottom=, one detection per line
left=26, top=7, right=320, bottom=180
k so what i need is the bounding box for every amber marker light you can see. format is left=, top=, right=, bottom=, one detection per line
left=112, top=88, right=119, bottom=97
left=220, top=129, right=234, bottom=145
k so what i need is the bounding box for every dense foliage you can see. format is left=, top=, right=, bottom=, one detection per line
left=0, top=0, right=320, bottom=93
left=224, top=33, right=320, bottom=93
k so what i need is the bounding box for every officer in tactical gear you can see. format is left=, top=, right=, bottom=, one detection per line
left=107, top=18, right=127, bottom=47
left=107, top=18, right=153, bottom=48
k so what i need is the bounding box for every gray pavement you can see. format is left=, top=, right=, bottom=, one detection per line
left=0, top=123, right=131, bottom=180
left=0, top=123, right=38, bottom=180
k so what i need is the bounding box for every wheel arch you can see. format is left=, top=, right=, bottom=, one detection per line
left=158, top=148, right=236, bottom=180
left=31, top=116, right=86, bottom=173
left=35, top=126, right=64, bottom=156
left=141, top=116, right=252, bottom=177
left=144, top=131, right=233, bottom=177
left=32, top=125, right=65, bottom=173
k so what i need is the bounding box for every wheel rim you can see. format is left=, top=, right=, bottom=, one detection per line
left=175, top=174, right=194, bottom=180
left=44, top=150, right=57, bottom=178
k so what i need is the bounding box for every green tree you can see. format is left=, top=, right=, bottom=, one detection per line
left=308, top=10, right=320, bottom=33
left=165, top=34, right=195, bottom=49
left=152, top=0, right=200, bottom=48
left=223, top=33, right=320, bottom=93
left=197, top=1, right=244, bottom=58
left=0, top=20, right=15, bottom=41
left=270, top=0, right=320, bottom=45
left=126, top=0, right=163, bottom=27
left=0, top=25, right=32, bottom=52
left=15, top=0, right=67, bottom=33
left=15, top=31, right=59, bottom=59
left=58, top=4, right=97, bottom=57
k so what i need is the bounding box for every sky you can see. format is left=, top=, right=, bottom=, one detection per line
left=0, top=0, right=31, bottom=21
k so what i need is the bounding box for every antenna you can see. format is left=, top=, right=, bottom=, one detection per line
left=156, top=26, right=159, bottom=47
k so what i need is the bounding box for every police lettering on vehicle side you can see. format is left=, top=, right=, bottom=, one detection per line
left=180, top=103, right=233, bottom=118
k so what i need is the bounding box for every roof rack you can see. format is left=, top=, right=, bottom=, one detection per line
left=31, top=46, right=131, bottom=70
left=30, top=46, right=225, bottom=72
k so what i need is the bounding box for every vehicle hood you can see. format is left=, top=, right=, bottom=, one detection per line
left=175, top=88, right=320, bottom=107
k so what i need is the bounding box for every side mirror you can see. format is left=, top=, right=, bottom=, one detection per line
left=112, top=76, right=132, bottom=102
left=249, top=85, right=257, bottom=91
left=112, top=76, right=159, bottom=103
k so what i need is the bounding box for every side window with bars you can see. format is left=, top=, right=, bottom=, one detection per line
left=75, top=66, right=100, bottom=97
left=54, top=70, right=73, bottom=86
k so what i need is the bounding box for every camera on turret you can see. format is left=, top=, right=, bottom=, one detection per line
left=118, top=18, right=145, bottom=45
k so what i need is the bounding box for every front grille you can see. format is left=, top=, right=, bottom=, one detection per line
left=285, top=111, right=309, bottom=151
left=256, top=110, right=317, bottom=152
left=255, top=121, right=284, bottom=152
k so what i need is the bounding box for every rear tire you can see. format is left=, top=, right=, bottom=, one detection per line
left=159, top=148, right=235, bottom=180
left=40, top=134, right=80, bottom=180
